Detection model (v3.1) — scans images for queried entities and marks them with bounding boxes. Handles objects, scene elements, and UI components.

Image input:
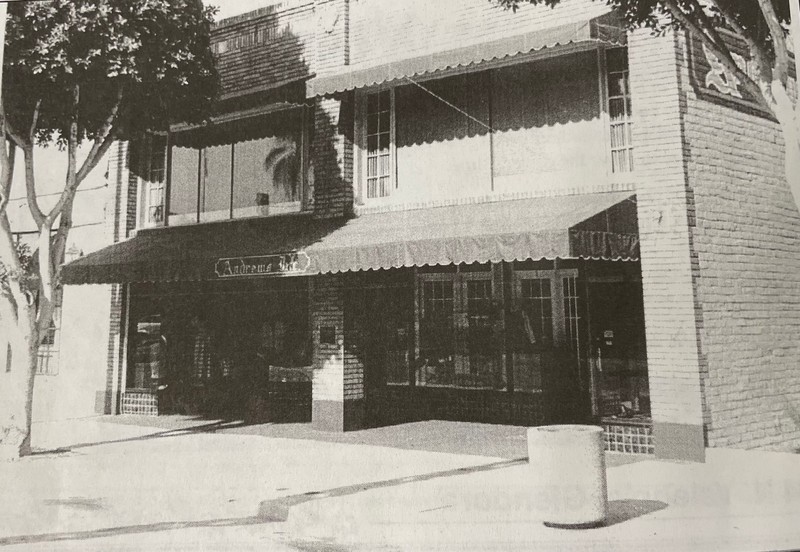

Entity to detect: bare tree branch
[76,86,123,184]
[76,128,117,185]
[706,0,773,84]
[4,117,27,150]
[27,100,41,143]
[0,142,16,215]
[755,0,790,86]
[46,85,81,222]
[662,0,767,107]
[685,0,729,52]
[23,145,44,227]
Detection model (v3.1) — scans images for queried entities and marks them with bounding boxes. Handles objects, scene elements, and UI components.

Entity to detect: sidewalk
[2,416,799,551]
[287,446,800,552]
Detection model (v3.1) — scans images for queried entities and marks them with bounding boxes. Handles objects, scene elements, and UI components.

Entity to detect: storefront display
[124,278,311,419]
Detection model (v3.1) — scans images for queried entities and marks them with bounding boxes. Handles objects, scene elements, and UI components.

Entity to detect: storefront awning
[307,12,626,97]
[61,191,638,285]
[306,191,638,273]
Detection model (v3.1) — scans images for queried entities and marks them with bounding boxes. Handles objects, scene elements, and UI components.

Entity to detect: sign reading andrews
[214,251,310,278]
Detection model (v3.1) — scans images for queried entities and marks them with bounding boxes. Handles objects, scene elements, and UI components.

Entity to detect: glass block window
[607,48,634,173]
[365,90,393,199]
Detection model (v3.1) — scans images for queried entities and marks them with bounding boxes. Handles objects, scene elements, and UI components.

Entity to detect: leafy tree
[0,0,218,460]
[497,0,800,212]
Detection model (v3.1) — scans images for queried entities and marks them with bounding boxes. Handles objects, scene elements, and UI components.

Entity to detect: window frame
[145,107,310,230]
[137,134,168,229]
[35,288,63,377]
[513,268,578,348]
[603,47,634,174]
[355,87,396,204]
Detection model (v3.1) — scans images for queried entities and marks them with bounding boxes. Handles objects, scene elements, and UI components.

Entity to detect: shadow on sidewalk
[29,419,250,456]
[1,457,526,546]
[0,516,266,547]
[604,500,668,526]
[257,456,529,522]
[2,456,667,546]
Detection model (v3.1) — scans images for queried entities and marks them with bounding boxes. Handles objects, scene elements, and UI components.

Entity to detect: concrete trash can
[527,424,608,528]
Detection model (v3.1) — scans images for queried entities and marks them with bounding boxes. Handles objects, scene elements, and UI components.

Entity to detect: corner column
[628,29,706,461]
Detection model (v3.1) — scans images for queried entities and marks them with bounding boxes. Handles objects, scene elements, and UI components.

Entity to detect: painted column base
[653,422,705,462]
[312,399,366,432]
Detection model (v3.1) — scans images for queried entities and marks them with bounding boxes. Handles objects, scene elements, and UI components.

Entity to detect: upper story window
[606,48,633,173]
[139,107,308,229]
[139,135,167,229]
[359,89,395,201]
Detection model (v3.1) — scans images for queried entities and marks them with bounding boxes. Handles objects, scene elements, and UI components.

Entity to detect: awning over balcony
[307,12,626,97]
[61,191,638,285]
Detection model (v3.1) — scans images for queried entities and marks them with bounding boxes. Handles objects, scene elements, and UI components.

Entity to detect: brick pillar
[102,140,136,415]
[311,275,365,431]
[313,0,349,74]
[628,30,706,461]
[312,95,354,219]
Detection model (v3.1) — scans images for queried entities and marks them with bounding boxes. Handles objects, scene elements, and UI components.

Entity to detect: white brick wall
[678,32,800,451]
[628,29,707,429]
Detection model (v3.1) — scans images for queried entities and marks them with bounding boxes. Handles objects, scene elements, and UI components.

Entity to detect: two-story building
[61,0,800,462]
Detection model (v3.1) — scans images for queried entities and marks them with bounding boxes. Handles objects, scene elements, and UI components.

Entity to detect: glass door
[417,270,504,390]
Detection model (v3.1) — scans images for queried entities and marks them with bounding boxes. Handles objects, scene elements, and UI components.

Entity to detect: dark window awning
[61,191,638,285]
[307,12,626,97]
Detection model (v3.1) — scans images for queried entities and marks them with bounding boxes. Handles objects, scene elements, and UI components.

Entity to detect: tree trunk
[0,298,38,461]
[766,85,800,214]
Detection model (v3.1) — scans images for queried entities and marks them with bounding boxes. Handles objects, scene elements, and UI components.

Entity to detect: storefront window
[417,272,504,390]
[169,146,200,225]
[344,285,413,387]
[127,281,312,414]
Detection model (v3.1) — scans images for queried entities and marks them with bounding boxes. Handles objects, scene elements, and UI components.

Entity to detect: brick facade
[88,1,800,459]
[628,29,706,460]
[678,33,800,451]
[104,141,134,415]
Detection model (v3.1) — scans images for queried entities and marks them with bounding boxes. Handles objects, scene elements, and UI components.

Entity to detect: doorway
[587,280,650,419]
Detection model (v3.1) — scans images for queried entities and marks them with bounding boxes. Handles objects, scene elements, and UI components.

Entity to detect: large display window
[126,280,311,415]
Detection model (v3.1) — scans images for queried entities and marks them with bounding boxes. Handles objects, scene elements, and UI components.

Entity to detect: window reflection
[165,110,305,226]
[233,134,300,219]
[200,145,232,222]
[169,147,199,226]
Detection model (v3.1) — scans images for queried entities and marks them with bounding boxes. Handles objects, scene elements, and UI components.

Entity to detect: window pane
[367,113,379,135]
[169,146,199,225]
[610,123,625,148]
[232,135,300,218]
[200,145,232,222]
[606,48,627,72]
[609,98,626,121]
[367,135,378,153]
[379,90,391,110]
[379,111,390,132]
[608,73,626,98]
[367,93,380,113]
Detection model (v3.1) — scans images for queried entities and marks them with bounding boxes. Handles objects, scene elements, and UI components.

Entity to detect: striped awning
[61,191,638,285]
[307,12,625,97]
